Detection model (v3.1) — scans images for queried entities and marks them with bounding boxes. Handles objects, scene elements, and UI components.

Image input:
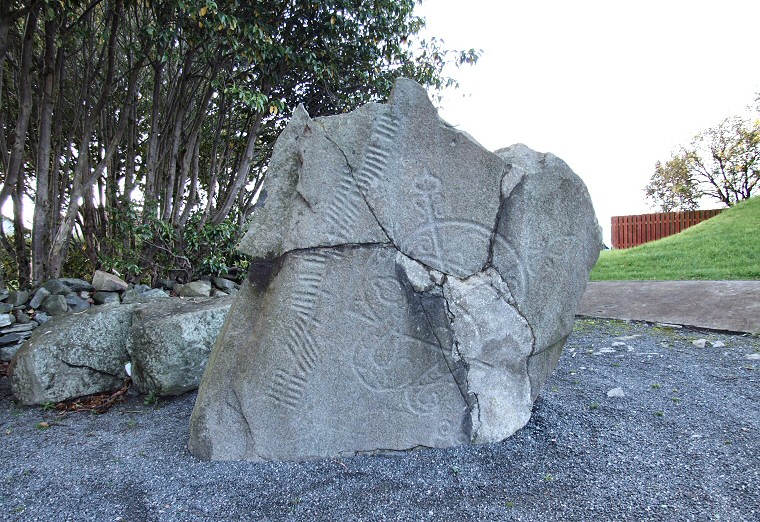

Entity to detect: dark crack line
[277,242,392,262]
[484,268,538,358]
[295,187,315,213]
[60,360,122,379]
[478,270,539,398]
[351,444,435,457]
[228,386,258,459]
[416,293,471,410]
[438,287,482,440]
[322,133,395,247]
[484,164,510,272]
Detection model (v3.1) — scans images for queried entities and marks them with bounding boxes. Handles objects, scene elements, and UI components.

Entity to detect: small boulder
[41,294,68,316]
[29,287,52,309]
[5,290,29,307]
[92,270,129,292]
[127,297,232,396]
[122,286,168,304]
[0,332,32,346]
[179,280,212,298]
[120,288,142,304]
[135,288,170,302]
[0,303,14,313]
[1,322,37,334]
[65,293,91,312]
[9,304,134,405]
[1,343,24,362]
[59,278,95,293]
[0,314,13,328]
[42,279,73,296]
[607,387,626,398]
[212,276,238,292]
[93,291,121,305]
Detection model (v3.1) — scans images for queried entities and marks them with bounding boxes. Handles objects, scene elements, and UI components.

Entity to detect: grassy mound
[591,196,760,281]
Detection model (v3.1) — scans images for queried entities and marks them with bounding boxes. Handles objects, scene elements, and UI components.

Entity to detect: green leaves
[645,153,701,212]
[648,106,760,210]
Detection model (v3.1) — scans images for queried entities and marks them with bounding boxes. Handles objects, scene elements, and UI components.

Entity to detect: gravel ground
[1,318,758,521]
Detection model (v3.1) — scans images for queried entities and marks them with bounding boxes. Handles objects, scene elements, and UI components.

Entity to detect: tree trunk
[0,6,38,212]
[32,16,59,285]
[82,185,100,269]
[173,56,220,225]
[143,61,164,211]
[12,181,29,287]
[210,114,264,225]
[161,49,195,222]
[48,48,143,277]
[198,94,228,230]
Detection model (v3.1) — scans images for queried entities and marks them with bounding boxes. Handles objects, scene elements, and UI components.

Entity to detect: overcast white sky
[415,0,760,245]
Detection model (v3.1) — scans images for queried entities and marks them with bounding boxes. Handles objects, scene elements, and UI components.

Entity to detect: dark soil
[1,319,758,521]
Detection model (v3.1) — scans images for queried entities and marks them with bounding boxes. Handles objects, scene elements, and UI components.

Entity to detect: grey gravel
[0,318,758,521]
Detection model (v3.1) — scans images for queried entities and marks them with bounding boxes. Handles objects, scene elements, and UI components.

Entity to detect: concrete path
[577,280,760,334]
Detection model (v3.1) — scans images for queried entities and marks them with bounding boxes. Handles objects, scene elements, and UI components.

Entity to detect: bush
[98,202,248,284]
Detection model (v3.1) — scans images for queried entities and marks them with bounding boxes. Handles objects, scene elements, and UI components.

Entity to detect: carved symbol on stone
[491,235,528,301]
[346,250,451,416]
[355,110,399,194]
[402,369,452,417]
[265,252,331,410]
[323,167,366,243]
[403,220,493,277]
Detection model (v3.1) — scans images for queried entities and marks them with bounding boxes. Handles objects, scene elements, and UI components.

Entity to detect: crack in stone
[229,386,256,459]
[60,359,122,379]
[413,290,474,441]
[480,269,539,397]
[438,283,482,441]
[274,242,392,262]
[295,187,315,213]
[484,164,510,271]
[352,444,434,457]
[322,133,395,247]
[487,268,537,358]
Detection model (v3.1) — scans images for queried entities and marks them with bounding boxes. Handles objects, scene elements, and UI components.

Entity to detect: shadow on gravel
[1,319,758,521]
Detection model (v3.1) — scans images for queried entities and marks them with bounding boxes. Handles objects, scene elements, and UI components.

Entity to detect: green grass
[591,196,760,281]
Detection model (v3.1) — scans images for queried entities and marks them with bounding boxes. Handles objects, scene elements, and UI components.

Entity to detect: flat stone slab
[578,280,760,334]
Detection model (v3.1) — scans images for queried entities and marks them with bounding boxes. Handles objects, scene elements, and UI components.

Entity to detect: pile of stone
[0,270,240,362]
[9,295,232,405]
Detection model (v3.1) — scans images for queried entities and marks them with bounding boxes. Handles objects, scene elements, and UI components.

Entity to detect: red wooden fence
[611,209,724,249]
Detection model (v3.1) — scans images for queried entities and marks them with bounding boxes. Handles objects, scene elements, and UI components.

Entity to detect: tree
[689,116,760,207]
[645,153,700,212]
[0,0,479,287]
[646,111,760,212]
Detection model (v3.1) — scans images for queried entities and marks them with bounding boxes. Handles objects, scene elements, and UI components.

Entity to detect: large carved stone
[189,78,602,461]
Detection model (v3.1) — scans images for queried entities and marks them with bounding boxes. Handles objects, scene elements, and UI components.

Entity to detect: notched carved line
[264,390,300,410]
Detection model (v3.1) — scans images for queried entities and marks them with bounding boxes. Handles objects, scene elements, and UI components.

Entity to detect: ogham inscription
[264,252,330,411]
